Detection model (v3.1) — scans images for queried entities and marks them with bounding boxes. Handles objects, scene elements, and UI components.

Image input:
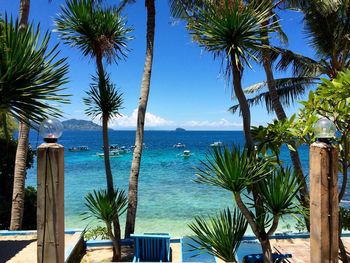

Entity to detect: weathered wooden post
[37,119,64,263]
[310,118,338,263]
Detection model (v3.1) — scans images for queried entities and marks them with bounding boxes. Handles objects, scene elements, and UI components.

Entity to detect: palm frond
[0,17,69,126]
[229,77,316,114]
[195,146,272,193]
[257,167,302,215]
[188,208,247,263]
[187,0,277,74]
[83,72,124,122]
[83,188,128,223]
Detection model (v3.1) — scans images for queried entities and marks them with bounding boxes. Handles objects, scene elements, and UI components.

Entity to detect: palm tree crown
[0,18,69,125]
[187,0,275,73]
[55,0,132,63]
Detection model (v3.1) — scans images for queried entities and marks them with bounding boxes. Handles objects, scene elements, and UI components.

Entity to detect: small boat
[173,143,186,148]
[68,146,89,152]
[119,146,131,153]
[96,150,120,158]
[178,150,192,158]
[210,141,223,147]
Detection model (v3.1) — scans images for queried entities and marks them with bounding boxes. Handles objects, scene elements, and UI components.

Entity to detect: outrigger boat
[68,146,89,152]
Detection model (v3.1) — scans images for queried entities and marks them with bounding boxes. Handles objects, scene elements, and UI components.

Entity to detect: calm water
[26,130,313,236]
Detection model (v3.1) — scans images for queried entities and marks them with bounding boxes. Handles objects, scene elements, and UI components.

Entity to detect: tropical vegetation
[55,0,131,259]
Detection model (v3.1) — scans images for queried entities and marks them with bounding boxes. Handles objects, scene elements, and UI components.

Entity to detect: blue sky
[0,0,316,130]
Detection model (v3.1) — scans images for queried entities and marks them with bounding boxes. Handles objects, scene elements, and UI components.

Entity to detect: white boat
[181,150,192,158]
[210,141,223,147]
[173,143,186,148]
[69,146,89,152]
[96,150,120,158]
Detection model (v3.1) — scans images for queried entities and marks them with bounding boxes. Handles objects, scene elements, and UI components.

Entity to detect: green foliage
[0,138,35,229]
[83,189,128,224]
[188,208,247,263]
[251,117,297,158]
[195,146,273,193]
[0,114,17,139]
[0,17,69,125]
[84,72,124,121]
[55,0,132,63]
[186,0,276,73]
[257,167,302,216]
[340,207,350,231]
[84,225,108,240]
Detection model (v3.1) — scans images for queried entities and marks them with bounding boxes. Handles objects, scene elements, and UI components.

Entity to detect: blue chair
[242,253,292,263]
[131,233,171,262]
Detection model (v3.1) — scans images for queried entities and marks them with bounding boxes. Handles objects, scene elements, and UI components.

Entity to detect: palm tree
[10,0,31,231]
[124,0,156,238]
[55,0,132,195]
[83,189,127,261]
[196,146,302,262]
[186,0,275,149]
[0,16,69,230]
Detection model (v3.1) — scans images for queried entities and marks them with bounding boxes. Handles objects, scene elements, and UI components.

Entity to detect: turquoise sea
[26,130,312,236]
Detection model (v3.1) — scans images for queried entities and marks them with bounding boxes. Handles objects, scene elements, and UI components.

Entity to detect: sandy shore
[0,234,78,263]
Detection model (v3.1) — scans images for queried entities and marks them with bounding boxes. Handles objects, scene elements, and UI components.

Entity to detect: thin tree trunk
[125,0,155,238]
[260,239,273,263]
[19,0,30,27]
[260,24,309,229]
[95,53,114,195]
[230,55,253,151]
[102,115,114,195]
[10,122,29,230]
[10,0,30,231]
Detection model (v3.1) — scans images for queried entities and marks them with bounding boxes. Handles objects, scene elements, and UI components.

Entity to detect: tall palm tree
[124,0,156,238]
[55,0,132,195]
[10,0,31,231]
[1,17,69,230]
[186,0,275,150]
[56,2,131,259]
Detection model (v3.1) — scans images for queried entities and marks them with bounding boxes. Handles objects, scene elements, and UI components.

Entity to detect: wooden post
[310,142,338,263]
[37,143,64,263]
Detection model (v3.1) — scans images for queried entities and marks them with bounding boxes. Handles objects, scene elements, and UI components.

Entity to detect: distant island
[62,119,110,131]
[175,128,186,132]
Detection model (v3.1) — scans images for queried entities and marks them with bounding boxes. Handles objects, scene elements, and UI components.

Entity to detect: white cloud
[109,109,174,128]
[108,109,242,130]
[182,118,242,130]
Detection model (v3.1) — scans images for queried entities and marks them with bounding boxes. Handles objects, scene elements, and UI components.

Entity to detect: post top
[38,142,64,149]
[310,141,335,148]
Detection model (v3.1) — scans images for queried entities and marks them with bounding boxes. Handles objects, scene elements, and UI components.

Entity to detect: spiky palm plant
[0,17,69,230]
[55,0,132,195]
[0,18,69,126]
[196,146,302,262]
[185,0,276,150]
[83,189,127,261]
[188,208,248,263]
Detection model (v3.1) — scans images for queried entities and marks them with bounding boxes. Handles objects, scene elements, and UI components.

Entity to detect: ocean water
[26,130,312,236]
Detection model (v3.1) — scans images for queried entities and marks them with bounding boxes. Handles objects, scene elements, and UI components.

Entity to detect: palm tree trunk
[260,239,273,263]
[10,0,30,231]
[102,114,114,195]
[260,24,309,230]
[125,0,155,238]
[95,53,114,195]
[19,0,30,27]
[230,55,253,151]
[10,122,29,230]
